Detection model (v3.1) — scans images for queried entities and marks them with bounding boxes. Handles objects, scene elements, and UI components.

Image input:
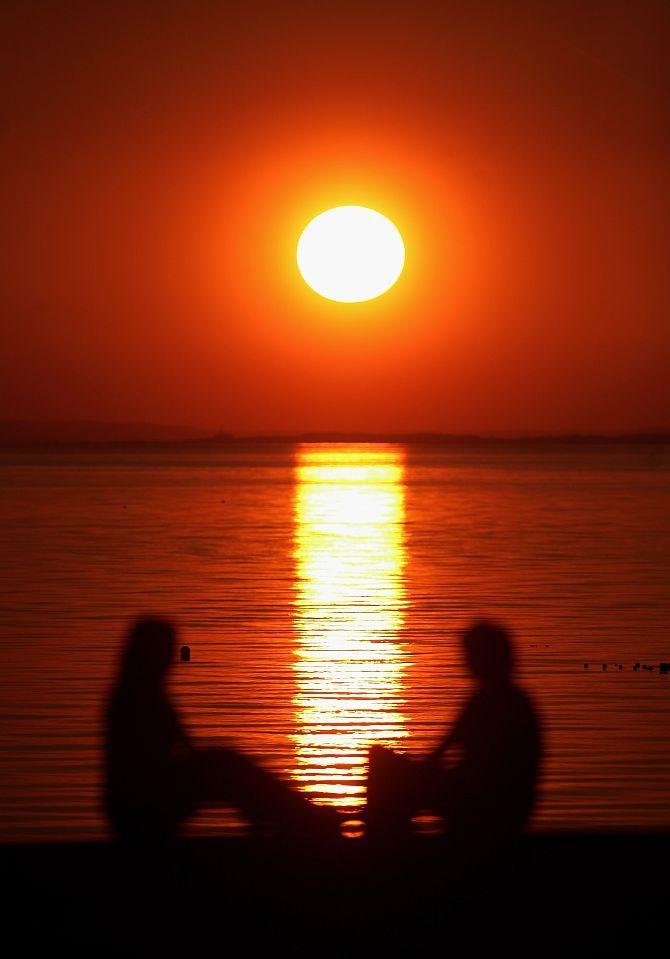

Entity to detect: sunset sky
[1,0,668,435]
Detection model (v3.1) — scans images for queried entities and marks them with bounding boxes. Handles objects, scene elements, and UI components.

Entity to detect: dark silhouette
[105,616,337,844]
[367,620,541,856]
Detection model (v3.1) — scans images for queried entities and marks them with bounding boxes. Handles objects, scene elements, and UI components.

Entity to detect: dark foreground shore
[4,832,668,956]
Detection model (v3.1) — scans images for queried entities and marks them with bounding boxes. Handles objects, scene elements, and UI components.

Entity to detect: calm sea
[0,442,668,841]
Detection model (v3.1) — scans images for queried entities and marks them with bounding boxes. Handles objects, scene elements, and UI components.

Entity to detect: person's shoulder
[460,687,483,710]
[509,681,534,707]
[517,682,538,708]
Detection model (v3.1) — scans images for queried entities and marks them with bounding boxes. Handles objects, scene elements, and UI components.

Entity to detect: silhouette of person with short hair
[105,616,337,844]
[367,620,541,854]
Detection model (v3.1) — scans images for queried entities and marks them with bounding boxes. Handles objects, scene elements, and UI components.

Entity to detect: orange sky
[1,0,668,434]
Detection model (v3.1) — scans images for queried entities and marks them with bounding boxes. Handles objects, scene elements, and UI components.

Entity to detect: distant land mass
[0,420,211,446]
[0,421,668,448]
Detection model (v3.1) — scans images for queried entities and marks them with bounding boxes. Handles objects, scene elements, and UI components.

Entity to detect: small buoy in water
[602,663,607,670]
[583,663,588,669]
[180,645,191,662]
[660,662,669,674]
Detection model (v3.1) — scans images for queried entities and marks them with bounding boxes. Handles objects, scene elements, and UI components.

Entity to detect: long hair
[115,616,176,692]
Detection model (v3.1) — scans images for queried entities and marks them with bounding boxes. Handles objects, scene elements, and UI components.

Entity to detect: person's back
[446,676,540,838]
[105,616,340,844]
[366,621,542,851]
[428,620,541,851]
[105,618,193,840]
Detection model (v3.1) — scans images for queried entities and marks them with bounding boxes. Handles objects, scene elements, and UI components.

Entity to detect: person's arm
[425,727,458,764]
[425,704,470,764]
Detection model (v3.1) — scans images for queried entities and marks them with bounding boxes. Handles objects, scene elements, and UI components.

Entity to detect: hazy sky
[1,0,668,434]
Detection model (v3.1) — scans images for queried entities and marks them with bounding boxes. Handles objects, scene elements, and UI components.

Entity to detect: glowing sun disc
[297,206,405,303]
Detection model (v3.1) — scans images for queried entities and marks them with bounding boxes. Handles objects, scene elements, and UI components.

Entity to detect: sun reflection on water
[291,445,409,813]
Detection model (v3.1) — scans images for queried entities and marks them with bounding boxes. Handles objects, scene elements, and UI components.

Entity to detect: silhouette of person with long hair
[367,620,541,854]
[105,616,337,844]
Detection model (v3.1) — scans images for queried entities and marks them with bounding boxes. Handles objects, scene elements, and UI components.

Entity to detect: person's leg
[185,747,339,835]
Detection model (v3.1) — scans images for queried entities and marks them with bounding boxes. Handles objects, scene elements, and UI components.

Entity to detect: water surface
[0,441,668,840]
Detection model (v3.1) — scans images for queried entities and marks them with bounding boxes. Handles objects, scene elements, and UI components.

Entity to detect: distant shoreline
[1,430,669,450]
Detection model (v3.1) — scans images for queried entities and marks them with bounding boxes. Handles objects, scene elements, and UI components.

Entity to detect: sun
[297,206,405,303]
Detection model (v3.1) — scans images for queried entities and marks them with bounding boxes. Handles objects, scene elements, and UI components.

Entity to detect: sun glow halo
[297,206,405,303]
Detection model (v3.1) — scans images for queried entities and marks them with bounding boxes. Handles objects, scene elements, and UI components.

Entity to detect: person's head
[463,620,514,683]
[118,616,176,688]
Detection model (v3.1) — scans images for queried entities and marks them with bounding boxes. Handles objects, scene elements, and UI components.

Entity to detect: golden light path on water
[291,445,409,819]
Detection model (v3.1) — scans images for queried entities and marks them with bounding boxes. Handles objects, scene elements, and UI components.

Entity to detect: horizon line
[1,427,669,449]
